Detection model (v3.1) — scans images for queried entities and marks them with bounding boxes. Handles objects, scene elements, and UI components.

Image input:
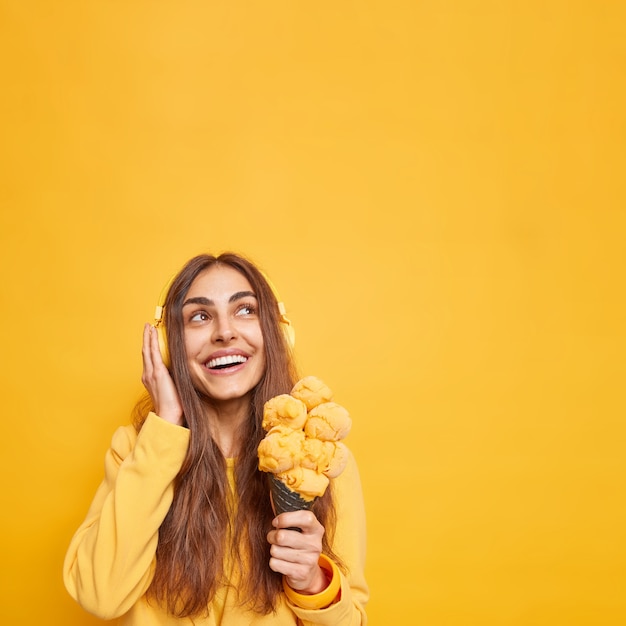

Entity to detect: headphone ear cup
[156,324,171,368]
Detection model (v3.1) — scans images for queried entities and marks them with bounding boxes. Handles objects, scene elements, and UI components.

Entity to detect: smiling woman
[62,252,368,625]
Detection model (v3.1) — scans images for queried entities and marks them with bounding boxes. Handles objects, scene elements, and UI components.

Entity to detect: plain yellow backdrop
[1,2,624,624]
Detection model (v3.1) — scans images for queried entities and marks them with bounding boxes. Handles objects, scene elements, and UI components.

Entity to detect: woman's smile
[205,351,249,371]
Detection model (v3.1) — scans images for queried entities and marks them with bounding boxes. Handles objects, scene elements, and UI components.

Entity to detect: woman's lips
[206,354,249,369]
[202,350,252,375]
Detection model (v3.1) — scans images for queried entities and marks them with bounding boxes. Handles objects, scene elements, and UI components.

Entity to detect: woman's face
[181,265,266,404]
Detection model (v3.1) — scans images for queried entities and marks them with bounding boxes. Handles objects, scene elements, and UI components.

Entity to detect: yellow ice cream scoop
[262,394,308,431]
[276,467,330,500]
[257,426,305,473]
[304,402,352,441]
[301,439,349,478]
[291,376,333,411]
[300,438,331,471]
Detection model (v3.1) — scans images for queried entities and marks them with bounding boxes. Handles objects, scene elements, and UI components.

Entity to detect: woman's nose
[212,317,236,342]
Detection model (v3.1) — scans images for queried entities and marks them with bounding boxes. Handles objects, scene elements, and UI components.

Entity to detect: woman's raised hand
[267,511,328,595]
[141,323,184,426]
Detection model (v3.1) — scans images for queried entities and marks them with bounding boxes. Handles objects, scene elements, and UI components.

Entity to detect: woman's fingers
[267,511,327,592]
[141,324,184,426]
[149,322,165,366]
[141,323,154,373]
[270,512,322,543]
[274,511,322,533]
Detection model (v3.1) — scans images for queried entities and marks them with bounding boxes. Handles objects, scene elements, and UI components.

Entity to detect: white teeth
[207,355,248,369]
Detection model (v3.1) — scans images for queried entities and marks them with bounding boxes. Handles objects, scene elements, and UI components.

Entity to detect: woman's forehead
[187,265,254,299]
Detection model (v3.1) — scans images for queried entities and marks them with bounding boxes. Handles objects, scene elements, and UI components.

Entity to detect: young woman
[63,253,368,625]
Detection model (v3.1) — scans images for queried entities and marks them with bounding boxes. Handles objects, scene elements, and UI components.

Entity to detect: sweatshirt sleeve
[63,413,190,620]
[286,449,369,626]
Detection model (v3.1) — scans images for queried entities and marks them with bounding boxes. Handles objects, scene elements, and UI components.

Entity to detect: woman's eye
[190,311,209,323]
[236,303,257,316]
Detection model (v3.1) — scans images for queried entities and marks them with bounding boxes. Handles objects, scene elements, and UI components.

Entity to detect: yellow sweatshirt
[63,413,368,625]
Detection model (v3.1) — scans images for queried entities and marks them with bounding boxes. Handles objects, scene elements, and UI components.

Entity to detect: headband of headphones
[153,266,295,367]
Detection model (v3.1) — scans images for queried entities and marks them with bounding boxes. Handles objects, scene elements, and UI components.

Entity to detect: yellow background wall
[1,2,624,624]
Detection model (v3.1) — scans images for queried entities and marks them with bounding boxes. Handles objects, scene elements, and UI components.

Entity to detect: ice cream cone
[269,475,315,516]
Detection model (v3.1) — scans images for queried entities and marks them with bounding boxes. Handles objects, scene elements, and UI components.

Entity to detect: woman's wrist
[305,564,330,595]
[282,554,341,610]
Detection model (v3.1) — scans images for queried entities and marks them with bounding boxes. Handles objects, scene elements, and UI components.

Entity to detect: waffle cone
[269,475,315,515]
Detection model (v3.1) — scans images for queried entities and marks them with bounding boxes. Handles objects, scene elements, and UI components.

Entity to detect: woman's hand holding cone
[267,511,328,594]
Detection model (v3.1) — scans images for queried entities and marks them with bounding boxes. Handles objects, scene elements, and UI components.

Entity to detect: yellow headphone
[153,269,295,367]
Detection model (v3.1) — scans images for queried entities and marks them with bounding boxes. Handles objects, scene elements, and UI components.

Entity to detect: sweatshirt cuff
[132,412,190,476]
[282,554,341,610]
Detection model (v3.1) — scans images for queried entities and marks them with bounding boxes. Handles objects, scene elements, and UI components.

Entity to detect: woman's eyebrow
[182,291,257,308]
[183,296,213,307]
[229,290,257,302]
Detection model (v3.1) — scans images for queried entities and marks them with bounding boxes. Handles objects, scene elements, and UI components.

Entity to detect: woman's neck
[204,396,251,458]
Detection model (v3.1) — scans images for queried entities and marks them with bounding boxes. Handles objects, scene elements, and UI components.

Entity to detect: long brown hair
[134,253,340,618]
